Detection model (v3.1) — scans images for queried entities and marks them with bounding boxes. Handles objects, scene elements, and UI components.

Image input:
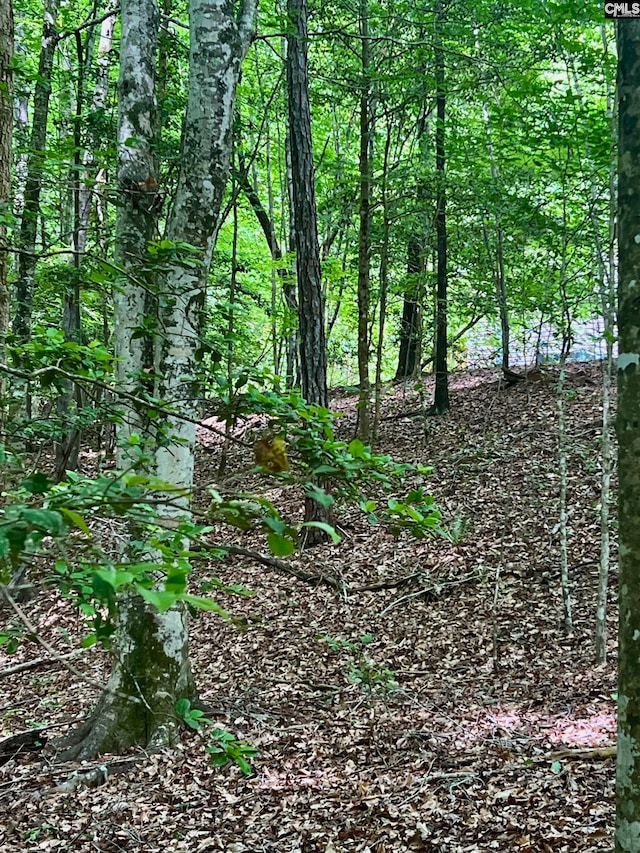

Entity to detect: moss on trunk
[58,596,194,760]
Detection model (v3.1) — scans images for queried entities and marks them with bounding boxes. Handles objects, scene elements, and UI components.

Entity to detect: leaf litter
[0,363,616,851]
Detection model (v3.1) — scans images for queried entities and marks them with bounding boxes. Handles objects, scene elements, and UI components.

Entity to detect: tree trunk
[59,597,193,760]
[615,20,640,852]
[482,102,509,372]
[566,27,617,665]
[355,0,371,440]
[287,0,328,409]
[373,119,392,440]
[284,130,299,388]
[287,0,332,545]
[431,0,449,415]
[77,3,117,256]
[54,28,87,480]
[395,238,422,381]
[61,0,257,759]
[0,0,12,442]
[12,0,60,340]
[113,0,160,462]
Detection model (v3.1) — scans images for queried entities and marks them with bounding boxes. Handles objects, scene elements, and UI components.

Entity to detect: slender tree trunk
[616,21,640,853]
[287,0,327,409]
[77,3,116,256]
[395,238,422,381]
[12,0,60,340]
[54,29,87,480]
[373,119,392,440]
[557,355,573,634]
[219,171,239,475]
[589,30,616,665]
[481,102,509,371]
[565,31,617,664]
[287,0,333,545]
[0,0,12,442]
[432,0,449,415]
[355,0,371,440]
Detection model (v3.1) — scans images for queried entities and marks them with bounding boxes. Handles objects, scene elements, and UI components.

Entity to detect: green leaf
[267,532,296,556]
[551,761,562,774]
[236,756,253,775]
[301,521,341,543]
[58,507,92,536]
[92,573,116,608]
[348,439,367,458]
[22,473,51,494]
[305,485,334,508]
[136,586,179,613]
[175,698,192,716]
[181,594,229,617]
[21,508,65,534]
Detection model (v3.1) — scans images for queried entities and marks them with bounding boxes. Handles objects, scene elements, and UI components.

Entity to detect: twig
[217,543,344,591]
[0,362,252,448]
[0,650,83,678]
[0,586,141,704]
[353,571,422,592]
[547,746,616,760]
[378,573,479,615]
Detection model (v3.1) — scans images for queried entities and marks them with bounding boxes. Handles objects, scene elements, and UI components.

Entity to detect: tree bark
[12,0,60,340]
[77,3,117,256]
[0,0,12,441]
[286,0,328,410]
[395,238,422,381]
[615,20,640,853]
[431,0,449,415]
[287,0,332,545]
[113,0,160,463]
[355,0,371,440]
[373,119,392,440]
[61,0,257,760]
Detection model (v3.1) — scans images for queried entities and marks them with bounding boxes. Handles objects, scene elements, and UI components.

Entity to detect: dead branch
[0,650,83,678]
[0,586,141,704]
[547,746,616,760]
[218,543,344,591]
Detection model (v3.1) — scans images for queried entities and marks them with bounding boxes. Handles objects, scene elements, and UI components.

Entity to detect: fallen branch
[213,543,344,591]
[0,650,83,678]
[353,571,423,592]
[547,746,616,760]
[0,586,141,704]
[378,573,479,616]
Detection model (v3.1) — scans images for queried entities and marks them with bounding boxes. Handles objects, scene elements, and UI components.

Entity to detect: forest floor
[0,362,617,852]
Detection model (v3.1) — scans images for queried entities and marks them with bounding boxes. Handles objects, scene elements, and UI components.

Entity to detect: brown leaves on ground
[0,363,616,852]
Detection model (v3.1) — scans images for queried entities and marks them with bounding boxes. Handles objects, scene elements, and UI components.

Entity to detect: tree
[287,0,333,544]
[61,0,257,759]
[431,0,449,415]
[0,0,12,439]
[355,0,371,439]
[395,239,422,381]
[287,0,328,409]
[12,0,60,341]
[616,18,640,853]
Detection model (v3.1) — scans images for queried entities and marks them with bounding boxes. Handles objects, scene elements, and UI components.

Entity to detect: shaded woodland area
[0,367,620,850]
[1,0,640,850]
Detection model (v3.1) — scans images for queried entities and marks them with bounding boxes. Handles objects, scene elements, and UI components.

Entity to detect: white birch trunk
[62,0,257,760]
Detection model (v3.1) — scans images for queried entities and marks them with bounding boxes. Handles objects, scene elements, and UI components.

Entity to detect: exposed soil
[0,363,617,852]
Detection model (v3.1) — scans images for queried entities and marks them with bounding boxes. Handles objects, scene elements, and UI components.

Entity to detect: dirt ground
[0,364,617,852]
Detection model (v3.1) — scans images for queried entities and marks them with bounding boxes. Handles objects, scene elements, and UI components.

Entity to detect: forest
[1,0,640,849]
